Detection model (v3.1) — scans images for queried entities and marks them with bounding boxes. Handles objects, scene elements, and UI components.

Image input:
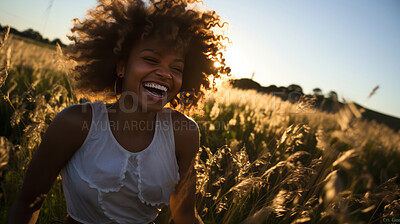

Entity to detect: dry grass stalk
[0,137,13,177]
[241,207,273,224]
[0,26,10,49]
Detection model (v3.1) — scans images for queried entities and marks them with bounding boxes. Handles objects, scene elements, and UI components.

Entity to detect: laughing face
[119,39,185,112]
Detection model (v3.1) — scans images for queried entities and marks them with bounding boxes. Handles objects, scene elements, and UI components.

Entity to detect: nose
[155,67,172,79]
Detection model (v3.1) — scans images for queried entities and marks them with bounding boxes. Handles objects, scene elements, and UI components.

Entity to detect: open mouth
[142,82,168,98]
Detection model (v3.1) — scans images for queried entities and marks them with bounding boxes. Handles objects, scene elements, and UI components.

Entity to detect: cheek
[176,76,183,89]
[168,76,182,101]
[173,76,183,94]
[124,64,152,85]
[127,61,152,75]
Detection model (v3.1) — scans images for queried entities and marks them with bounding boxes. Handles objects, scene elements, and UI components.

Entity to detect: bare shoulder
[170,109,199,161]
[170,109,199,138]
[48,103,93,150]
[11,103,94,213]
[26,102,93,173]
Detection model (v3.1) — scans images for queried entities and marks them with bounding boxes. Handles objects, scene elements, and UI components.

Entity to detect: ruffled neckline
[101,102,159,155]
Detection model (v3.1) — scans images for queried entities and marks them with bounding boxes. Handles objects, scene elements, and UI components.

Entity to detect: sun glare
[223,42,253,79]
[214,61,222,68]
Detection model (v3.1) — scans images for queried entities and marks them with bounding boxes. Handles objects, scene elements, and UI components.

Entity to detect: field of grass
[1,30,399,223]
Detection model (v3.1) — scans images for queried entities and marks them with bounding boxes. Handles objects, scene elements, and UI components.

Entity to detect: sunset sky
[1,0,399,118]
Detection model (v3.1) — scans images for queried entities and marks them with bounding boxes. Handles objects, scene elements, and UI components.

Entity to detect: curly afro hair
[68,0,231,107]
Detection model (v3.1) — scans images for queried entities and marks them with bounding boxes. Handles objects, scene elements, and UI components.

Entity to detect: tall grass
[1,31,399,223]
[0,31,78,222]
[184,85,400,223]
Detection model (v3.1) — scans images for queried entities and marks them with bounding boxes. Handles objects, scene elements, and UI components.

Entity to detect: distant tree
[288,84,303,94]
[51,38,65,46]
[9,27,20,35]
[287,84,303,103]
[22,28,43,41]
[230,78,261,90]
[264,85,279,93]
[327,91,338,101]
[313,88,323,96]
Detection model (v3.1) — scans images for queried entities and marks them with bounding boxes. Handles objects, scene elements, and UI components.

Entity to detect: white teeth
[143,82,168,92]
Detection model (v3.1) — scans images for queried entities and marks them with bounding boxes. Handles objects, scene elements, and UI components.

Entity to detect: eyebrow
[141,49,184,63]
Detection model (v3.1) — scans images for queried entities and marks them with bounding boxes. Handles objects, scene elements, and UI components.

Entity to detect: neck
[108,98,157,124]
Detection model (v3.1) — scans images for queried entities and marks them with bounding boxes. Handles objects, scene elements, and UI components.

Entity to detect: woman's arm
[8,104,92,224]
[170,111,203,224]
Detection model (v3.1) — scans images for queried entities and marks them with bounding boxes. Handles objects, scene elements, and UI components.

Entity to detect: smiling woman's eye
[172,67,183,73]
[143,57,158,63]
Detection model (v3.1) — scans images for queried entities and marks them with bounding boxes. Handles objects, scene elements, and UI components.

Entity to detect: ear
[116,61,126,77]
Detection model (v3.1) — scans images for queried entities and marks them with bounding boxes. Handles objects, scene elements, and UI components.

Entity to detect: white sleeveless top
[62,101,180,224]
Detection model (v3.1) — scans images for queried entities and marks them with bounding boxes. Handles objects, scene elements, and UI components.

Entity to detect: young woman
[8,0,230,223]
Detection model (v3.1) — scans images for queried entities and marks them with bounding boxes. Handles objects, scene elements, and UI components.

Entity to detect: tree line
[0,24,66,47]
[230,78,339,103]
